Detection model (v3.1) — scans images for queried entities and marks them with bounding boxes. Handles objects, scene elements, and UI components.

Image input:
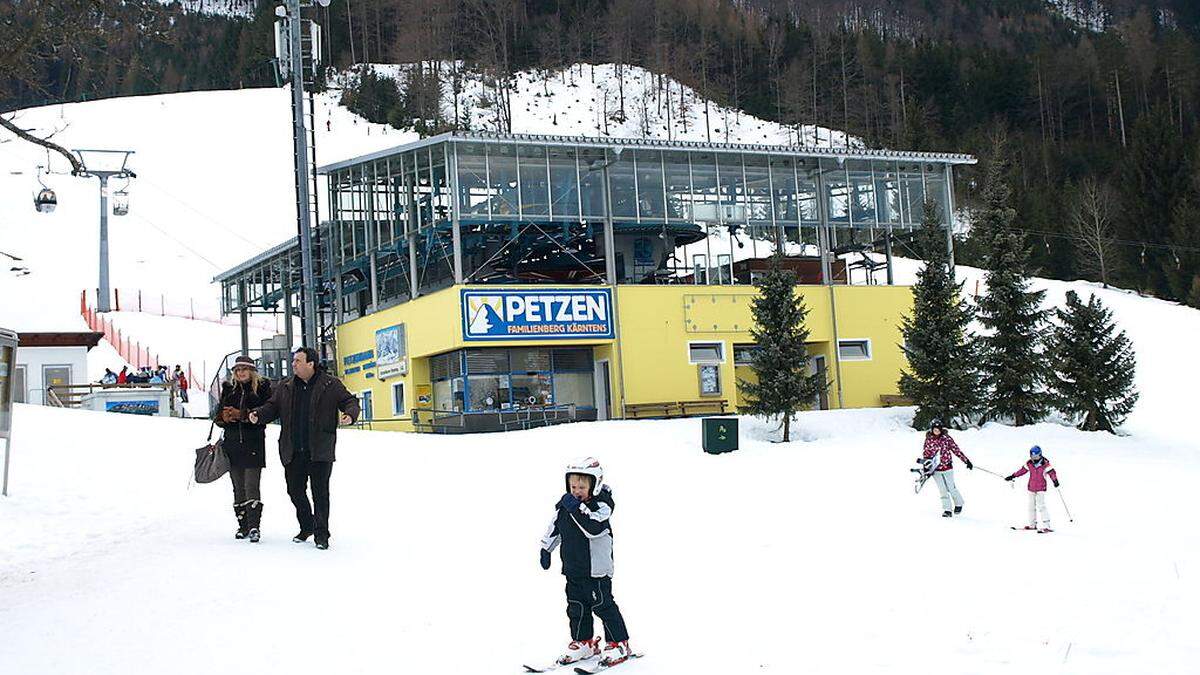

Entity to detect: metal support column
[448,143,464,284]
[602,155,618,285]
[285,0,319,351]
[283,279,295,376]
[814,160,845,409]
[238,281,249,356]
[98,175,111,312]
[944,164,957,274]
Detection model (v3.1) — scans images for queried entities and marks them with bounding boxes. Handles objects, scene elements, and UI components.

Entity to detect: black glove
[559,493,581,511]
[965,460,974,470]
[539,548,551,570]
[1053,480,1060,488]
[1005,475,1014,482]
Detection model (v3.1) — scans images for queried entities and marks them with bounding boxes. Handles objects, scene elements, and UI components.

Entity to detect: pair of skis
[1011,526,1054,534]
[524,653,643,674]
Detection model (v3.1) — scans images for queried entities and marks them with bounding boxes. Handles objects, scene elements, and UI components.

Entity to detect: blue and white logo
[462,289,614,341]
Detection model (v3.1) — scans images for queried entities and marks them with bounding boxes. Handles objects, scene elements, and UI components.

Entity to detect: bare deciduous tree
[1069,178,1120,288]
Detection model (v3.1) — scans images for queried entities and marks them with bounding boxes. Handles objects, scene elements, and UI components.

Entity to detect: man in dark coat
[249,347,359,550]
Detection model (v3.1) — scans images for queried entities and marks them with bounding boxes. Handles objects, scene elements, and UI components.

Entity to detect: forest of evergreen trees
[4,0,1200,304]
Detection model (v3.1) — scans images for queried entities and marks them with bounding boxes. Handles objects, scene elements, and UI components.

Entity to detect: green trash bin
[702,417,738,454]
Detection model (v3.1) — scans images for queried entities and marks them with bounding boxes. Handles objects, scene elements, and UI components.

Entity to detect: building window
[838,339,872,361]
[358,390,374,420]
[392,382,405,416]
[733,344,760,366]
[688,342,724,364]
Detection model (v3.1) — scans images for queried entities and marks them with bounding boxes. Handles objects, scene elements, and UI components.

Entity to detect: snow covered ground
[0,403,1196,675]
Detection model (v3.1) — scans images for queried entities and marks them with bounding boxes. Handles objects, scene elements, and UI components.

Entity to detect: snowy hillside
[1,402,1197,674]
[356,62,855,147]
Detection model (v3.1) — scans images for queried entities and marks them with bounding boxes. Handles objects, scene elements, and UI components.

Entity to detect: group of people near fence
[99,365,190,401]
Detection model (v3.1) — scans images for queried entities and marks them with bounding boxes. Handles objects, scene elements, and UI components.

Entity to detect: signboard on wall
[375,324,407,379]
[461,289,614,341]
[105,400,160,416]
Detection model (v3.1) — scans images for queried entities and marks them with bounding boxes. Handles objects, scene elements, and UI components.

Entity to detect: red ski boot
[600,640,633,667]
[557,637,600,665]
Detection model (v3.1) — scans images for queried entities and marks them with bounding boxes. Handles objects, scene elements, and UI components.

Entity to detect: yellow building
[334,282,912,432]
[215,133,974,432]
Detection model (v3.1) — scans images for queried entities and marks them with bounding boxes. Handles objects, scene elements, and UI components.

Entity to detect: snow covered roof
[318,131,977,174]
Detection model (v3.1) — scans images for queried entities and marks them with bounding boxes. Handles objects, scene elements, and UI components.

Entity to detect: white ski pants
[932,470,964,512]
[1027,491,1051,528]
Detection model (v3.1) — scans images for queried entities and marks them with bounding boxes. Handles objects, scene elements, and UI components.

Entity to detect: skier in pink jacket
[920,419,973,518]
[1006,445,1061,533]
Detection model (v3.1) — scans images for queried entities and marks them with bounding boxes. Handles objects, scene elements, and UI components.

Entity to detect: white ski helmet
[565,457,604,498]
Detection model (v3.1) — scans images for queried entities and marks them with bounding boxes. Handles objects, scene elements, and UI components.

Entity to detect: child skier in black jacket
[540,457,633,668]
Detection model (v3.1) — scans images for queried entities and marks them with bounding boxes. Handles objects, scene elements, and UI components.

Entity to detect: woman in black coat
[213,355,272,542]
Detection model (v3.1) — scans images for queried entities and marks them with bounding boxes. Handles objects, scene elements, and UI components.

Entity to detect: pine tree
[975,139,1051,426]
[898,199,981,430]
[738,255,826,442]
[1048,291,1138,432]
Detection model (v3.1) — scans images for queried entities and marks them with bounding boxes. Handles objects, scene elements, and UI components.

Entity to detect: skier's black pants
[284,453,332,538]
[565,576,629,643]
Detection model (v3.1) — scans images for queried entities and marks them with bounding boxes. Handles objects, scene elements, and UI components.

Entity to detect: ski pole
[975,465,1014,488]
[1056,486,1074,523]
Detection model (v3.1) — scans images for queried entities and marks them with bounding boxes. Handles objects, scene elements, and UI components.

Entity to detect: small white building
[0,292,102,406]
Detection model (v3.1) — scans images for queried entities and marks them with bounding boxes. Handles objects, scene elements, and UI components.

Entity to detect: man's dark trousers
[285,452,333,537]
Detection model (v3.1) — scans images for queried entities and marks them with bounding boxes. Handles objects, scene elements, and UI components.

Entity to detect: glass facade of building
[429,347,595,414]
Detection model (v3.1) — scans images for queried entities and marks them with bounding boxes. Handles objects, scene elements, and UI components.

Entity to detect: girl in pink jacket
[1005,445,1061,533]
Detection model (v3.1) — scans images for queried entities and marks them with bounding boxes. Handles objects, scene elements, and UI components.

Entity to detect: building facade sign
[461,289,614,341]
[375,324,407,379]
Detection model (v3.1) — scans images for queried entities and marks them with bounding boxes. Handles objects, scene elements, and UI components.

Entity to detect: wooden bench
[878,394,913,407]
[624,399,729,419]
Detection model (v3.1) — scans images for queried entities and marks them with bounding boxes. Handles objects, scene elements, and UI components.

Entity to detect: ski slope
[0,402,1196,675]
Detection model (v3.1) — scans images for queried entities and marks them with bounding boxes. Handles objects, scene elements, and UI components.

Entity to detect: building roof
[17,332,104,349]
[318,131,978,174]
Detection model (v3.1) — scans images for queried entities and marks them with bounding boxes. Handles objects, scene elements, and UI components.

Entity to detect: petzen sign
[462,289,614,341]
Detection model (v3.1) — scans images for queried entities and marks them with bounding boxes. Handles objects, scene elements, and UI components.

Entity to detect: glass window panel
[609,157,637,219]
[901,168,925,227]
[552,348,592,371]
[433,379,454,411]
[849,172,875,225]
[925,171,947,227]
[465,349,508,373]
[548,147,579,218]
[511,374,553,407]
[875,169,901,224]
[717,154,746,222]
[634,150,665,220]
[838,339,872,360]
[577,148,607,218]
[467,375,509,411]
[518,145,549,216]
[488,144,519,216]
[745,155,772,223]
[554,372,594,407]
[771,157,798,223]
[510,347,552,372]
[456,143,490,217]
[689,154,719,222]
[826,171,850,223]
[733,343,760,365]
[797,166,819,223]
[691,341,724,362]
[430,149,449,222]
[663,151,692,220]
